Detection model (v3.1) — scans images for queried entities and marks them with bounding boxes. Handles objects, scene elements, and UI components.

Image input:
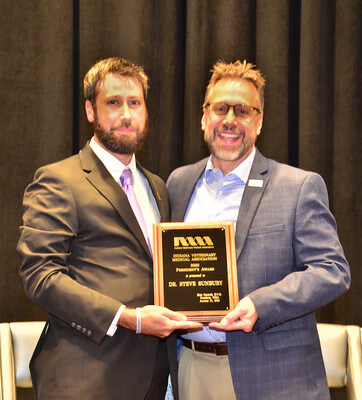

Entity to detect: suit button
[87,330,92,337]
[71,322,76,328]
[82,327,87,334]
[76,325,82,331]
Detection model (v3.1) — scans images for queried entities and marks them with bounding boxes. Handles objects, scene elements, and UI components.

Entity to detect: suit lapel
[137,162,168,223]
[79,143,151,257]
[234,149,269,259]
[174,158,208,221]
[170,152,268,260]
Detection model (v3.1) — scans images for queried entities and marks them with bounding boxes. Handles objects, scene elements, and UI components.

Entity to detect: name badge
[248,179,263,187]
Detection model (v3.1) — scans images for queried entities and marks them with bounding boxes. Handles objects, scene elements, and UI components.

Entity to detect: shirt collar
[205,147,256,184]
[89,137,137,183]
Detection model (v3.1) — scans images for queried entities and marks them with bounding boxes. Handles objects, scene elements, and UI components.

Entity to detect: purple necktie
[121,169,152,255]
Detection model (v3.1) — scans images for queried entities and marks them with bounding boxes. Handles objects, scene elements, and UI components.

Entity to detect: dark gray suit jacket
[167,149,350,400]
[18,142,177,399]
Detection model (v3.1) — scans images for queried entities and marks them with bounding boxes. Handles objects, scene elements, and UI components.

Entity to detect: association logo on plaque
[153,221,239,322]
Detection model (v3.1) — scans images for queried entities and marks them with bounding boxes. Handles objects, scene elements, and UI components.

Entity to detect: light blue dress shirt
[181,148,256,342]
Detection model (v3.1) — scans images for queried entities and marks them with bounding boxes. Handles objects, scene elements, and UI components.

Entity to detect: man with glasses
[167,60,350,399]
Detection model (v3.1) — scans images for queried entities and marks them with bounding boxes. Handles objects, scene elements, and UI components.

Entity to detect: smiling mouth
[217,131,243,141]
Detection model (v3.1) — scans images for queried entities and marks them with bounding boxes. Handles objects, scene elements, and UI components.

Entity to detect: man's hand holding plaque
[208,296,259,332]
[119,305,204,338]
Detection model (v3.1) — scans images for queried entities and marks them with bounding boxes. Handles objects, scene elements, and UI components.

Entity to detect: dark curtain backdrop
[1,0,360,327]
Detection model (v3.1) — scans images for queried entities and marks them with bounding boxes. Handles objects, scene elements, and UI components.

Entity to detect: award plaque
[153,221,239,322]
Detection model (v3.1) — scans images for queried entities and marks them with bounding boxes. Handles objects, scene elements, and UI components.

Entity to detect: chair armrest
[9,321,46,388]
[317,323,348,387]
[0,323,16,400]
[346,325,362,400]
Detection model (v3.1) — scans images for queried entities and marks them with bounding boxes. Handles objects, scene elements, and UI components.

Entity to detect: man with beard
[167,60,350,400]
[17,57,201,400]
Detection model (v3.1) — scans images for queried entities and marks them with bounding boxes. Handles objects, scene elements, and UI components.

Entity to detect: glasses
[207,102,261,119]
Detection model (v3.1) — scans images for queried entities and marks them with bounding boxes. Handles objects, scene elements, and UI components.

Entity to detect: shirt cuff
[106,304,126,337]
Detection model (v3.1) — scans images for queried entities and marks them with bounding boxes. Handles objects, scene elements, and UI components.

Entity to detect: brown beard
[93,111,148,155]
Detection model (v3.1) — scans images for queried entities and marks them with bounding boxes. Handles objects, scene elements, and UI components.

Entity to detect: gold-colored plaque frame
[153,221,239,322]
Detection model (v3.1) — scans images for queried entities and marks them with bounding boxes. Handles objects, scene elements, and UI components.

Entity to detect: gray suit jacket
[167,149,350,400]
[18,142,177,399]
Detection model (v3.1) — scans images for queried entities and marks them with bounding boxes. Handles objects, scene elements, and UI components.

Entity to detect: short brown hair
[204,60,266,110]
[83,57,149,105]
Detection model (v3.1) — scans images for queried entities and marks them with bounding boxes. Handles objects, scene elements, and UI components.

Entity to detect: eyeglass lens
[211,103,256,118]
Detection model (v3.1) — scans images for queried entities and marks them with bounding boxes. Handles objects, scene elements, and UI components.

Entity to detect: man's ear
[201,111,206,131]
[256,114,263,136]
[85,100,95,123]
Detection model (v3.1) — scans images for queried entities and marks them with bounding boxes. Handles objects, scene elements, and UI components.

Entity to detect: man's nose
[120,103,132,119]
[223,107,237,124]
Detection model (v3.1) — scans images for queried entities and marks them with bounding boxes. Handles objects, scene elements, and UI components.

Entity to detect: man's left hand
[208,296,259,332]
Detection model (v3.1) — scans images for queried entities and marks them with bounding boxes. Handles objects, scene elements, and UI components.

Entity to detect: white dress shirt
[89,137,160,335]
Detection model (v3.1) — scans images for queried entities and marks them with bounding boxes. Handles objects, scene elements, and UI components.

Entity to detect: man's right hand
[118,305,203,338]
